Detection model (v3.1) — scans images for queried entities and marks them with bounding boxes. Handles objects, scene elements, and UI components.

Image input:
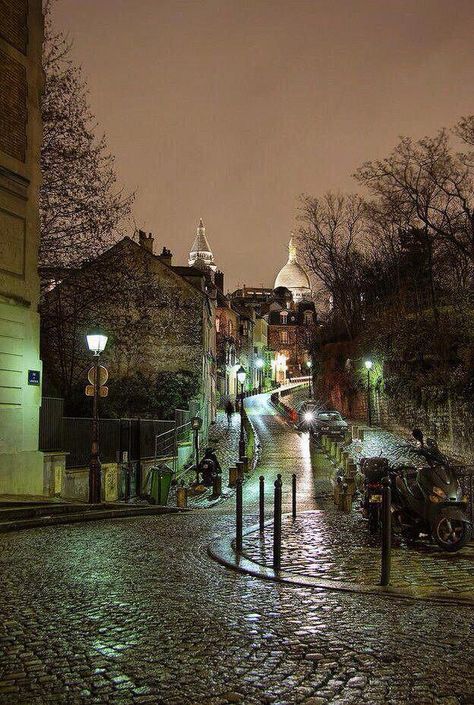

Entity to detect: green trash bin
[149,464,173,505]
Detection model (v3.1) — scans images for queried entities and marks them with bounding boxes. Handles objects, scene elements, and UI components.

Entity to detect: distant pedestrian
[225,400,234,425]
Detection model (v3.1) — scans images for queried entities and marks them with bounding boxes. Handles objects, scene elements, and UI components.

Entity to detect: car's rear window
[318,413,342,421]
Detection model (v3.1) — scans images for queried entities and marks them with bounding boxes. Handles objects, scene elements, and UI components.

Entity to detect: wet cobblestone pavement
[0,392,473,704]
[242,509,474,601]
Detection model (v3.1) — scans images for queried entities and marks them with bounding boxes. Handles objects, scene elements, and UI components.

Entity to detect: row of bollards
[321,433,392,587]
[236,472,297,571]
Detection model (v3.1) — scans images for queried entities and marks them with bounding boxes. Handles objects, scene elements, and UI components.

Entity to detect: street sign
[28,370,41,385]
[86,384,108,397]
[87,365,108,386]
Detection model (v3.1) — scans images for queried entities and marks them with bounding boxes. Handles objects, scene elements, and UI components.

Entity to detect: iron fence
[39,398,193,474]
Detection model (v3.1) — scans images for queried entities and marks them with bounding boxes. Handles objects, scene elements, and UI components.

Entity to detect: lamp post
[256,357,264,394]
[237,365,246,458]
[86,328,108,504]
[364,359,373,427]
[191,416,203,484]
[306,359,312,398]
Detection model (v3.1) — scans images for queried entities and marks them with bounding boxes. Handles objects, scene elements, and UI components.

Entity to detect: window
[216,317,220,333]
[228,320,233,336]
[280,330,289,344]
[304,311,313,326]
[280,311,288,324]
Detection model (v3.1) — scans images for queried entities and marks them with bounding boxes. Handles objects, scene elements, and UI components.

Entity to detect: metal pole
[273,474,282,570]
[367,369,372,427]
[381,476,391,586]
[239,382,245,458]
[194,428,200,484]
[292,473,297,521]
[236,478,243,552]
[89,353,101,504]
[259,475,265,533]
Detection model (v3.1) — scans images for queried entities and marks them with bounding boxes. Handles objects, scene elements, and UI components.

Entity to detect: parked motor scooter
[391,429,471,552]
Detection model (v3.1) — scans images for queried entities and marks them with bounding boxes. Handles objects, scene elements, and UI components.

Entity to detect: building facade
[0,1,44,494]
[41,233,217,431]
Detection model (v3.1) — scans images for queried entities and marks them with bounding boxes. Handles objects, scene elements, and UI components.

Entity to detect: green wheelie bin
[149,464,173,505]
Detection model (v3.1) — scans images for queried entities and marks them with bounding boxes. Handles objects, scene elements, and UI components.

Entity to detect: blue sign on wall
[28,370,41,386]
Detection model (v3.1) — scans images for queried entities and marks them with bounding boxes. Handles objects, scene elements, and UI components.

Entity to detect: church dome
[274,238,311,300]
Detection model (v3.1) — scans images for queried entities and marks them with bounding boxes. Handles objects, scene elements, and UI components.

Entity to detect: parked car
[302,409,349,439]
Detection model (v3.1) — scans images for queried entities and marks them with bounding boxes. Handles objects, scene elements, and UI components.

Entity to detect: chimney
[138,229,154,253]
[158,246,173,266]
[214,270,224,292]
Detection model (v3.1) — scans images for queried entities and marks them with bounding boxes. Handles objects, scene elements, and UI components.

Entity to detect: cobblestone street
[0,392,473,705]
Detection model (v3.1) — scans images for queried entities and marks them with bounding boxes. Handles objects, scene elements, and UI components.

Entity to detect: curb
[0,505,190,533]
[208,514,474,607]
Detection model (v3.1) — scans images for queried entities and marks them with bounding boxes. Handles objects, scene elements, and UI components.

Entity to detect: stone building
[0,1,44,494]
[41,232,217,430]
[230,238,315,384]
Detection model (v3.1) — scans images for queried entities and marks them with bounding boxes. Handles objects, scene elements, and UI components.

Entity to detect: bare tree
[298,192,367,339]
[355,124,474,264]
[40,1,134,273]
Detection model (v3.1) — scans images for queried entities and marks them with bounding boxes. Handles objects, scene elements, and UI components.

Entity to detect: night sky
[53,0,474,291]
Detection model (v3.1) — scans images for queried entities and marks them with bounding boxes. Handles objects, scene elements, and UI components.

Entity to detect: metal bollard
[228,466,238,487]
[176,480,188,508]
[236,460,244,481]
[211,474,222,499]
[292,473,297,520]
[236,478,243,553]
[242,456,249,473]
[259,475,265,533]
[380,476,391,586]
[273,475,282,570]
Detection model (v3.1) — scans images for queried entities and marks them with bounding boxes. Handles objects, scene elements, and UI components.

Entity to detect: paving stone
[0,393,472,705]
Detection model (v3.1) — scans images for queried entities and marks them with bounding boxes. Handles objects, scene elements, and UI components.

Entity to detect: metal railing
[154,420,193,475]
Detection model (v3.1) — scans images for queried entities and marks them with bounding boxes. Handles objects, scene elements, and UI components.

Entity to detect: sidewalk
[168,410,243,508]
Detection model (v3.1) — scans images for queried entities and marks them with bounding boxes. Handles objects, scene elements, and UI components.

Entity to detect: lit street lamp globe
[86,329,108,355]
[237,366,246,385]
[364,359,373,370]
[255,358,264,369]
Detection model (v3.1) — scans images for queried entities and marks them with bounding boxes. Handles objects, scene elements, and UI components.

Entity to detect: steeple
[188,218,216,270]
[288,235,297,263]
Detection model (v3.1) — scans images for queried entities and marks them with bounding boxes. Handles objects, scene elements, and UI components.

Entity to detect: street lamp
[86,327,108,504]
[364,359,373,427]
[255,357,264,393]
[237,365,246,458]
[306,359,313,398]
[191,416,203,484]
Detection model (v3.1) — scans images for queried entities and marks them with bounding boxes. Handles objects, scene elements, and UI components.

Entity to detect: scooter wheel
[432,516,471,552]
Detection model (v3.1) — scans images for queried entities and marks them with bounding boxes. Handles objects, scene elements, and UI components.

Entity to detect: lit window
[216,317,220,332]
[280,330,289,344]
[280,311,288,323]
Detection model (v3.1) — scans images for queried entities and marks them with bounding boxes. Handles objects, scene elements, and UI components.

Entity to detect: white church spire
[188,218,216,270]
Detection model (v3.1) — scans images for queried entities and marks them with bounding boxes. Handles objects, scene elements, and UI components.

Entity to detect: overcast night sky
[52,0,474,291]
